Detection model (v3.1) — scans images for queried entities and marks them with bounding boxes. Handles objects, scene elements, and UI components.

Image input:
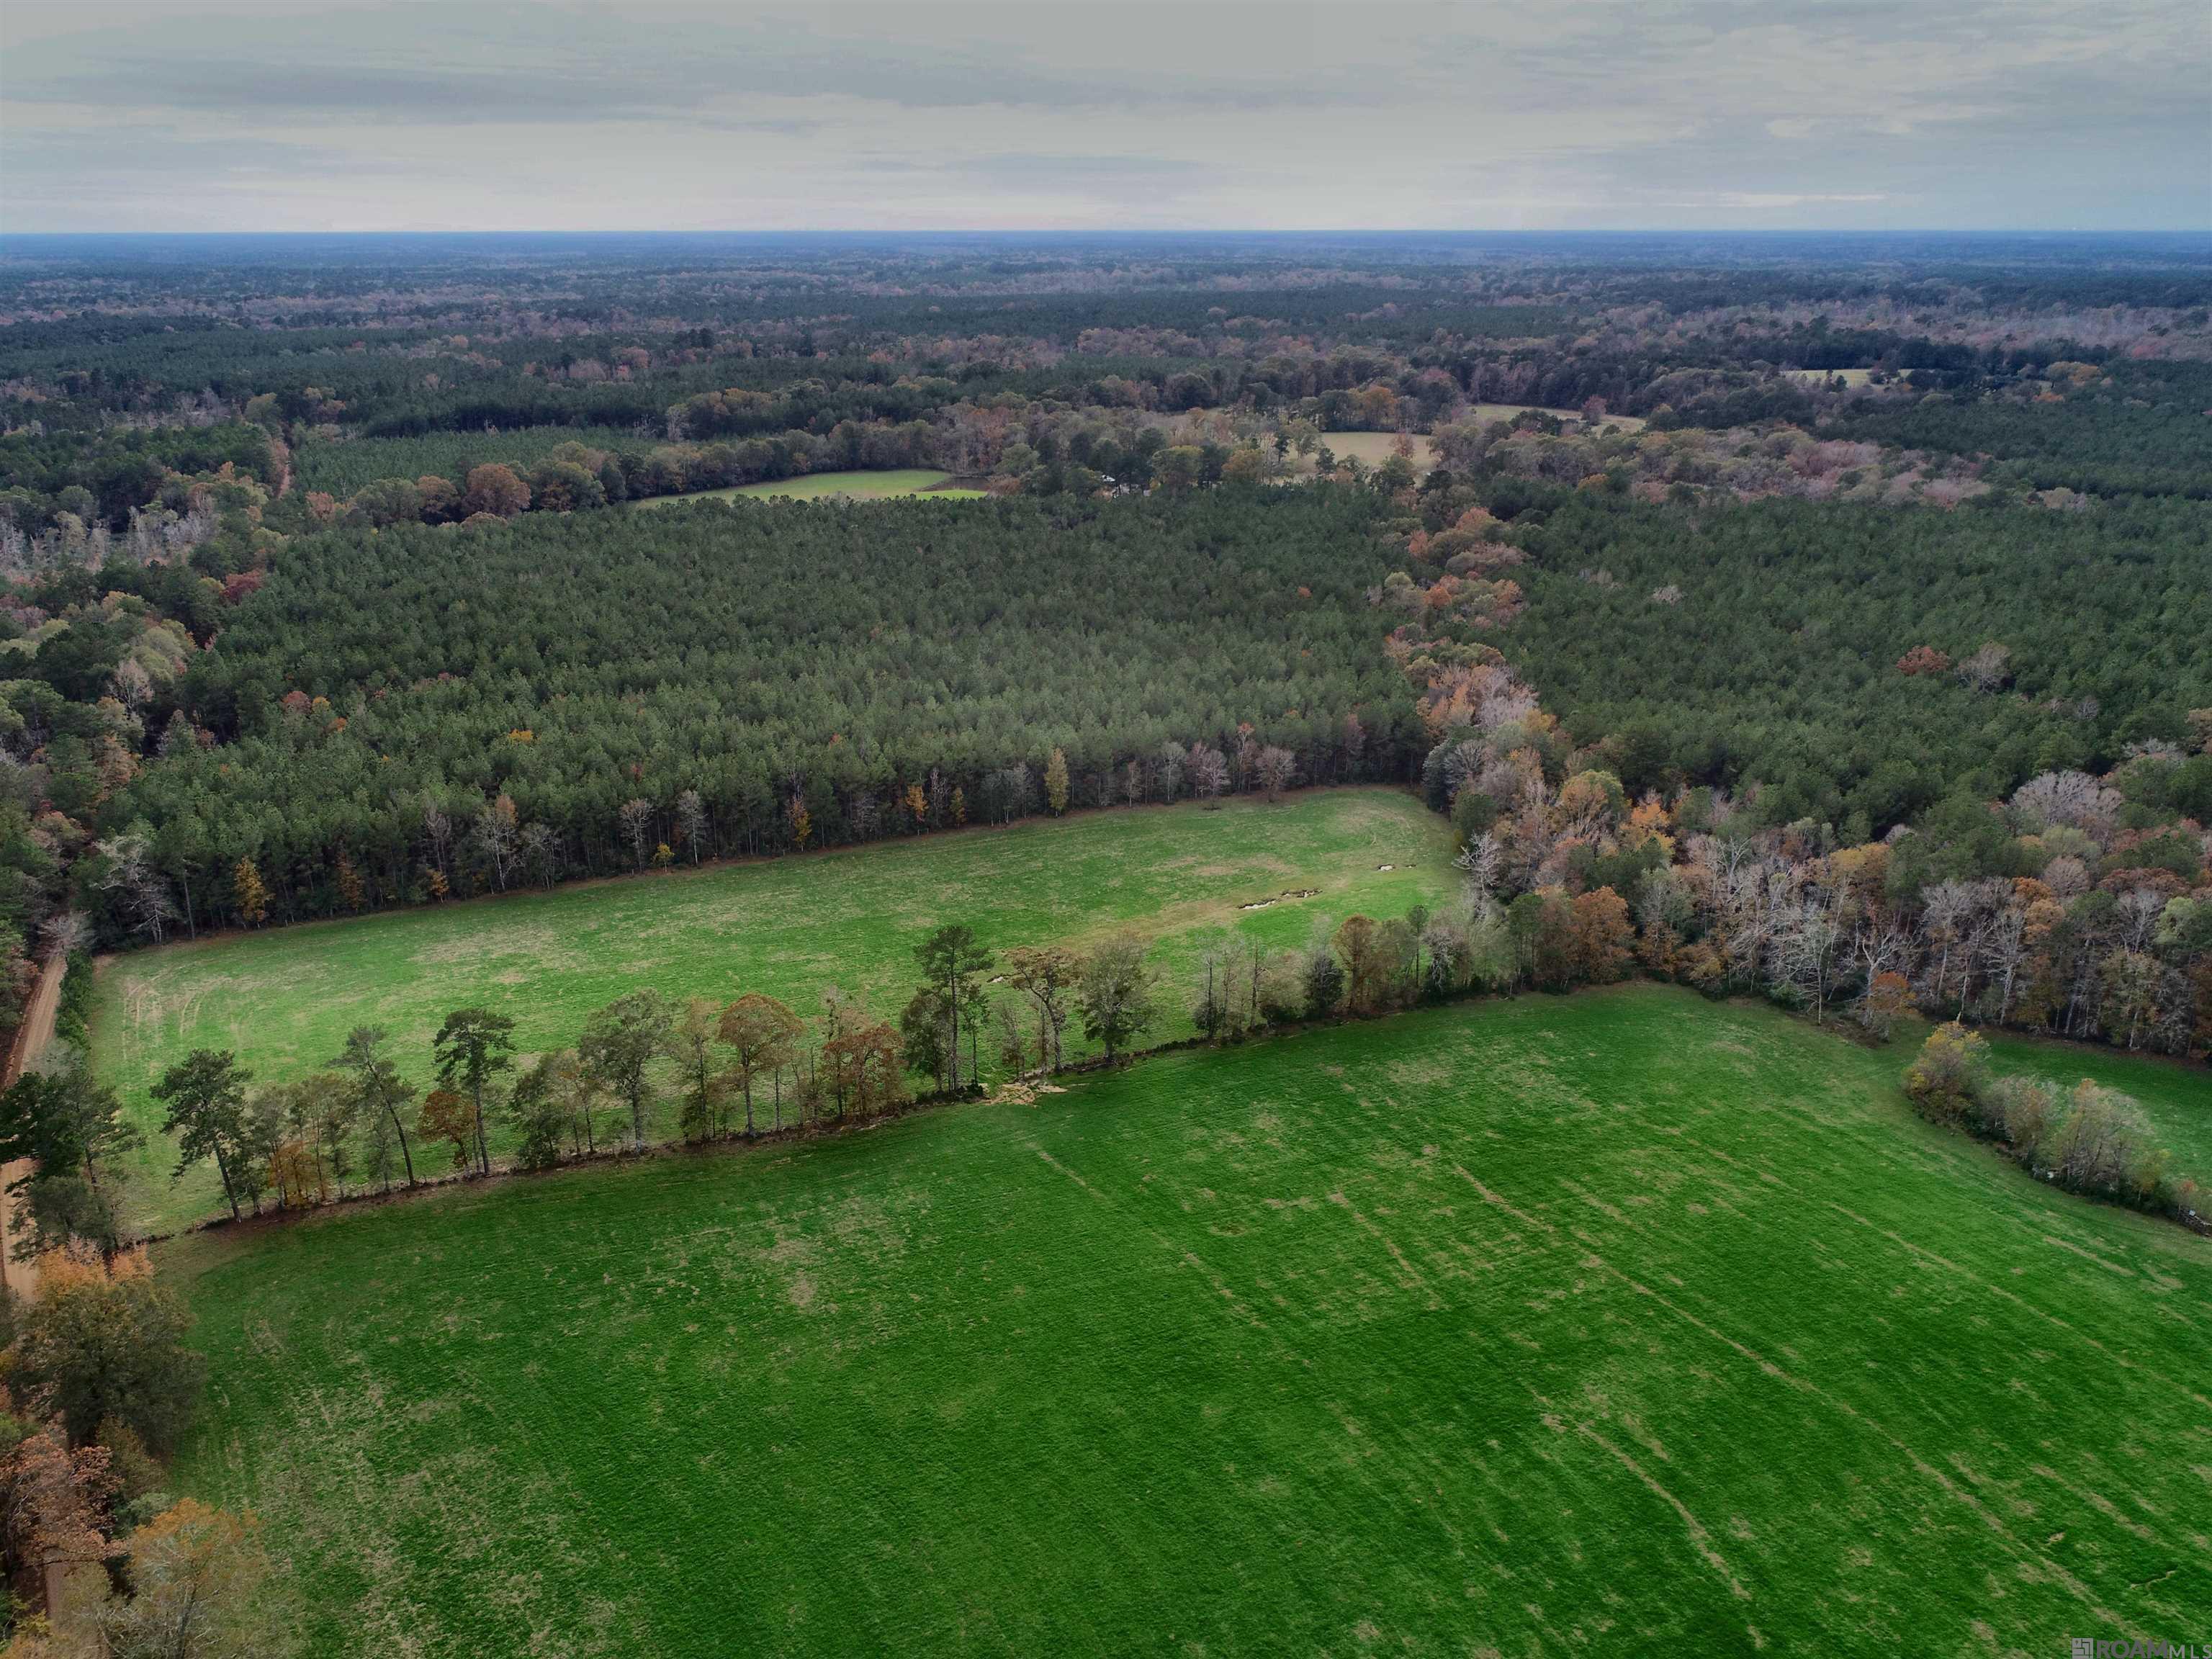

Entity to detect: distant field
[1464,400,1647,432]
[629,468,986,506]
[292,425,649,495]
[1308,407,1645,472]
[1784,367,1878,387]
[93,790,1452,1231]
[162,986,2212,1656]
[1305,431,1437,469]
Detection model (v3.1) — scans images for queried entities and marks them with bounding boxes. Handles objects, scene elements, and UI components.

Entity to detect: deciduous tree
[718,994,803,1134]
[1079,934,1156,1061]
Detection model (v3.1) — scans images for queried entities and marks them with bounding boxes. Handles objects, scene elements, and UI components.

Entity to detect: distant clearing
[162,986,2212,1656]
[629,468,985,506]
[1463,401,1647,431]
[1305,408,1645,472]
[1783,367,1878,387]
[93,790,1452,1231]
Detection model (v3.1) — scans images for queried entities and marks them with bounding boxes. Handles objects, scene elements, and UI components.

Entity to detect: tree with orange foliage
[718,993,804,1135]
[1568,888,1635,984]
[1859,971,1912,1039]
[0,1425,115,1617]
[14,1246,203,1455]
[416,1089,475,1171]
[230,858,267,927]
[461,462,529,518]
[99,1497,279,1659]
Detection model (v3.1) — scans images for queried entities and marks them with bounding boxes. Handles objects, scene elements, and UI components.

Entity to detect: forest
[1,231,2207,1061]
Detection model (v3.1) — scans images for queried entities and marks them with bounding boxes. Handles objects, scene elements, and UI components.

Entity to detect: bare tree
[473,796,518,891]
[94,833,174,944]
[519,822,562,886]
[1956,640,2013,693]
[1453,831,1503,919]
[1187,744,1229,806]
[1155,743,1185,804]
[421,798,454,883]
[617,798,654,870]
[673,788,709,864]
[1256,745,1297,803]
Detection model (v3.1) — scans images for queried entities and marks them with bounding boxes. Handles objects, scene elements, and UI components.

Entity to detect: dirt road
[0,954,67,1300]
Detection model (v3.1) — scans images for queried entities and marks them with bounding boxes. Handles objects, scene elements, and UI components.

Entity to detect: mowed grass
[161,985,2212,1657]
[629,468,986,507]
[93,790,1452,1231]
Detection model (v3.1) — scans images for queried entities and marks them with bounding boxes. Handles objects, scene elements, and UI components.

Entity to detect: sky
[2,0,2207,233]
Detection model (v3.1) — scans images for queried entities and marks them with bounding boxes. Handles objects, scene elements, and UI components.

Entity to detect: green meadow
[92,790,1452,1231]
[162,986,2212,1658]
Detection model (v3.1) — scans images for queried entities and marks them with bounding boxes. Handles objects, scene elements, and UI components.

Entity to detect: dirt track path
[1,954,66,1300]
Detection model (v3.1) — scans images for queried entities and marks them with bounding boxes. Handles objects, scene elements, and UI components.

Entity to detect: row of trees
[73,858,1657,1236]
[132,922,1177,1221]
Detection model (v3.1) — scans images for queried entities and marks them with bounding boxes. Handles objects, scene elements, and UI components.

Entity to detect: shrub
[1902,1022,1987,1126]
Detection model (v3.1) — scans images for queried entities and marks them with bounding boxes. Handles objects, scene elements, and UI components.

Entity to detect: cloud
[1,0,2204,231]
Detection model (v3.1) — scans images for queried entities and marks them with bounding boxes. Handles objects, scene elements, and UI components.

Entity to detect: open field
[1783,367,1879,388]
[629,468,987,506]
[1465,400,1647,432]
[1305,431,1437,469]
[93,790,1452,1231]
[1307,407,1647,471]
[161,985,2212,1657]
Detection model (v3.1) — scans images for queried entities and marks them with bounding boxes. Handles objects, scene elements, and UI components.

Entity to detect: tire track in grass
[1449,1164,2143,1627]
[1821,1201,2212,1415]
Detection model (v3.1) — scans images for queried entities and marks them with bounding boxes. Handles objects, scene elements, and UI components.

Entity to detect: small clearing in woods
[627,468,986,506]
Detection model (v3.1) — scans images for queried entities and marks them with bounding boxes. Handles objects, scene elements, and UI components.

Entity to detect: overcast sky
[2,0,2206,233]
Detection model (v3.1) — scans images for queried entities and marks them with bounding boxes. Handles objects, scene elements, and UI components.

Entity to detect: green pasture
[161,985,2212,1657]
[93,789,1452,1231]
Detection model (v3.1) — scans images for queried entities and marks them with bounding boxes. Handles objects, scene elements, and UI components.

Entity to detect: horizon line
[4,226,2209,240]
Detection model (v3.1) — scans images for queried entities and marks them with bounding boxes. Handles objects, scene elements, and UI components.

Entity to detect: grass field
[1306,408,1646,472]
[1783,367,1879,388]
[629,468,986,506]
[161,985,2212,1657]
[93,790,1452,1232]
